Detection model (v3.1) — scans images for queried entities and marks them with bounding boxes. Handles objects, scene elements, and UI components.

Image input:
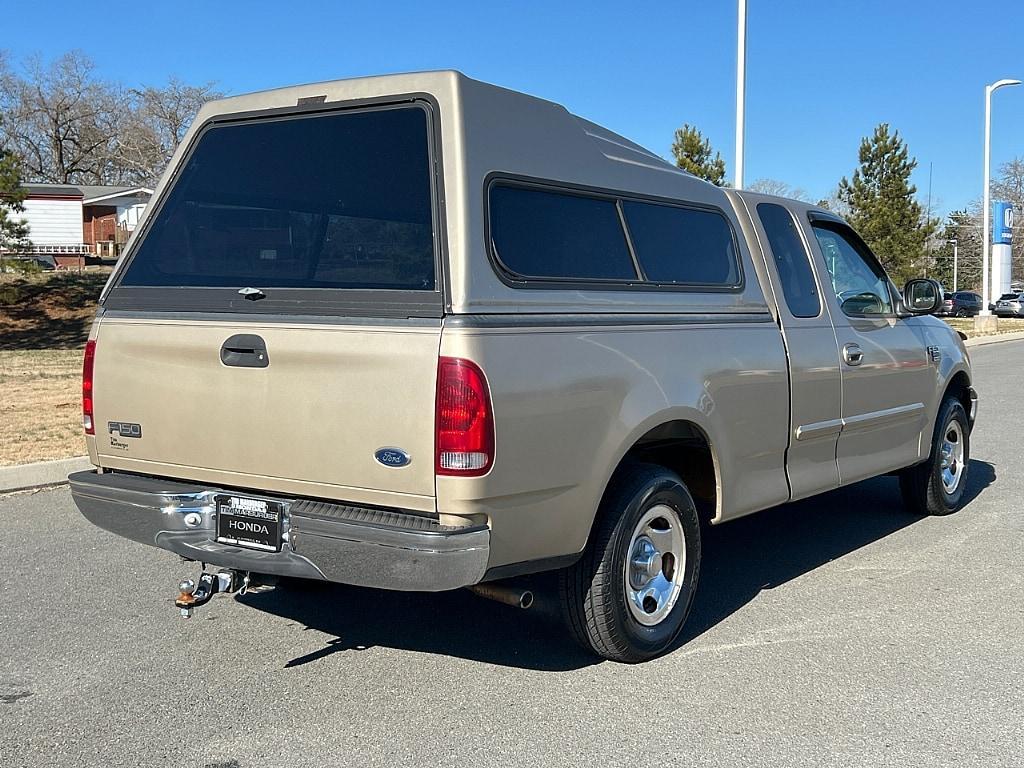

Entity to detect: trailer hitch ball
[174,571,238,619]
[176,578,199,619]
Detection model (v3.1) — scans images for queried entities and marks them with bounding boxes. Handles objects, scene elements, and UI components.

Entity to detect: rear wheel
[560,463,701,663]
[955,308,968,317]
[899,396,970,515]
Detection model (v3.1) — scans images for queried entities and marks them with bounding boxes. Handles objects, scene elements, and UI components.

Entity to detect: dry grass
[0,348,86,466]
[0,271,104,464]
[0,268,109,351]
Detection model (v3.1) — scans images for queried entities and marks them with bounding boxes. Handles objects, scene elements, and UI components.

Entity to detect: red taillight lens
[435,357,494,476]
[82,339,96,435]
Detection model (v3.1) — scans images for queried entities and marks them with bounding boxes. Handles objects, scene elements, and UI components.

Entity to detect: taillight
[82,339,96,435]
[435,357,494,476]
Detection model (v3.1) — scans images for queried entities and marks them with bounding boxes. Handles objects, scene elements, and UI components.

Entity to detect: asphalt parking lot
[2,341,1022,768]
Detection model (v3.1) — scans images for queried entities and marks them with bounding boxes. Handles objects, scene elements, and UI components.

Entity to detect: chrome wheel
[940,419,965,495]
[625,505,685,626]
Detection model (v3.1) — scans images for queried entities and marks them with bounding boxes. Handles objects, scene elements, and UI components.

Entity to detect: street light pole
[981,78,1021,316]
[734,0,747,189]
[947,239,958,292]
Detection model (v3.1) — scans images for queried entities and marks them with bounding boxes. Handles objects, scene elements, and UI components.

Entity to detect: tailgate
[92,315,440,502]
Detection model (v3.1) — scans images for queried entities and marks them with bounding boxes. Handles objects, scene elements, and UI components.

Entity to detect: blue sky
[6,0,1023,216]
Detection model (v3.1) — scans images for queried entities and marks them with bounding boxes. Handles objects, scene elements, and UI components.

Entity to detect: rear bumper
[69,470,489,591]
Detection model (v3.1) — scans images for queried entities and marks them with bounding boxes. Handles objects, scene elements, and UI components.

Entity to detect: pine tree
[671,124,726,186]
[837,124,935,284]
[0,138,30,260]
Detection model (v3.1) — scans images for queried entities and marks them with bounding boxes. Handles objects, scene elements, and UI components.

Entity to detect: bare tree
[748,178,810,201]
[992,157,1024,205]
[0,51,125,184]
[117,78,222,183]
[991,157,1024,282]
[0,52,219,186]
[959,158,1024,289]
[815,185,851,217]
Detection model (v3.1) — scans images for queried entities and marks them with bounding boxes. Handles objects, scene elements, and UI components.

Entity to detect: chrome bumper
[69,470,489,591]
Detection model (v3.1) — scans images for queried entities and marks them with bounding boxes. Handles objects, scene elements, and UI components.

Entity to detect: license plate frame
[215,494,283,552]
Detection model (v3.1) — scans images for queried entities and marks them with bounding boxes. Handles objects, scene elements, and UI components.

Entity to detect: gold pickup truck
[70,71,977,663]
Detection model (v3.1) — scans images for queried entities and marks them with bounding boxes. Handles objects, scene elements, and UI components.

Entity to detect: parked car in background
[990,292,1020,313]
[0,255,56,272]
[994,293,1024,318]
[940,291,983,317]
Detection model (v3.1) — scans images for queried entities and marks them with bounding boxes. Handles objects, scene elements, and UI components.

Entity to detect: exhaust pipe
[468,583,534,609]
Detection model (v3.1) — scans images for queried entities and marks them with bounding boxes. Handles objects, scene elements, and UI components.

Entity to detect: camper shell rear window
[106,101,444,317]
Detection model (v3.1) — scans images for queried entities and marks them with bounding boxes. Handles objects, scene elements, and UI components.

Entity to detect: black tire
[559,463,701,663]
[899,397,970,516]
[955,308,968,317]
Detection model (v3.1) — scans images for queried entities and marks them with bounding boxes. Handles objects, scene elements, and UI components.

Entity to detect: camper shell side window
[485,177,744,293]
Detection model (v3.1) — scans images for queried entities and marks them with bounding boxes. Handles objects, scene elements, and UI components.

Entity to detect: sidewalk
[0,457,91,494]
[962,330,1024,348]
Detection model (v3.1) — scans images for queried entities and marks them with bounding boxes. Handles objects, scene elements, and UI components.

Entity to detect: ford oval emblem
[374,447,411,468]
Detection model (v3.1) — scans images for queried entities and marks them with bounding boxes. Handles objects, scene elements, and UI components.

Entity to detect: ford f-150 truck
[70,71,978,662]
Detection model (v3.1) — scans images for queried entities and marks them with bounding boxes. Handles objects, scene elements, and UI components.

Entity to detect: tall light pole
[981,78,1021,316]
[734,0,747,189]
[947,239,958,292]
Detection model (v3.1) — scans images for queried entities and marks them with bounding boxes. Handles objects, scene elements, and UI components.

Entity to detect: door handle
[842,342,863,366]
[220,334,269,368]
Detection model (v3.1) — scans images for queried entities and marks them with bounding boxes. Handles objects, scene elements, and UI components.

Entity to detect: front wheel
[899,396,970,515]
[559,463,701,663]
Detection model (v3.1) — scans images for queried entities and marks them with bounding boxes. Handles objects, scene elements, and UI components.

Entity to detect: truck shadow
[676,458,995,649]
[240,459,995,672]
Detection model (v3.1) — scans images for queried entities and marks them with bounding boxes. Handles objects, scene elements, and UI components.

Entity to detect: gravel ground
[1,341,1021,768]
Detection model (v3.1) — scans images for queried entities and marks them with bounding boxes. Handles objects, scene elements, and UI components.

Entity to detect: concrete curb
[0,456,91,494]
[963,331,1024,348]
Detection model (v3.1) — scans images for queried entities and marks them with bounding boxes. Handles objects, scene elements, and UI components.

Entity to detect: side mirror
[902,278,942,315]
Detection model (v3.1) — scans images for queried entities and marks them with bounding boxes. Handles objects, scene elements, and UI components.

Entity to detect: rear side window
[119,106,435,291]
[488,185,637,280]
[756,203,820,318]
[621,201,739,286]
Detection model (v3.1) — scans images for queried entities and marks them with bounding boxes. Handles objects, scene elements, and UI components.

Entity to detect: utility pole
[947,239,959,292]
[734,0,747,189]
[925,162,933,278]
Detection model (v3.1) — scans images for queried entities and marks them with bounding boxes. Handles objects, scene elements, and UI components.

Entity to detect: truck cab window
[811,223,893,316]
[756,203,820,318]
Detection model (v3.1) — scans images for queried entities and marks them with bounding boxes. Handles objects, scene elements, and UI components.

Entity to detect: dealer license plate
[215,494,282,552]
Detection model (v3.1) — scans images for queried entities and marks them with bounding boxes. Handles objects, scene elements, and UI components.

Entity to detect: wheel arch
[943,368,972,413]
[917,363,974,460]
[587,411,723,547]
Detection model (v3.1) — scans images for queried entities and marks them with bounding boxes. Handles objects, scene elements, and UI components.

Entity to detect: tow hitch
[174,570,253,618]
